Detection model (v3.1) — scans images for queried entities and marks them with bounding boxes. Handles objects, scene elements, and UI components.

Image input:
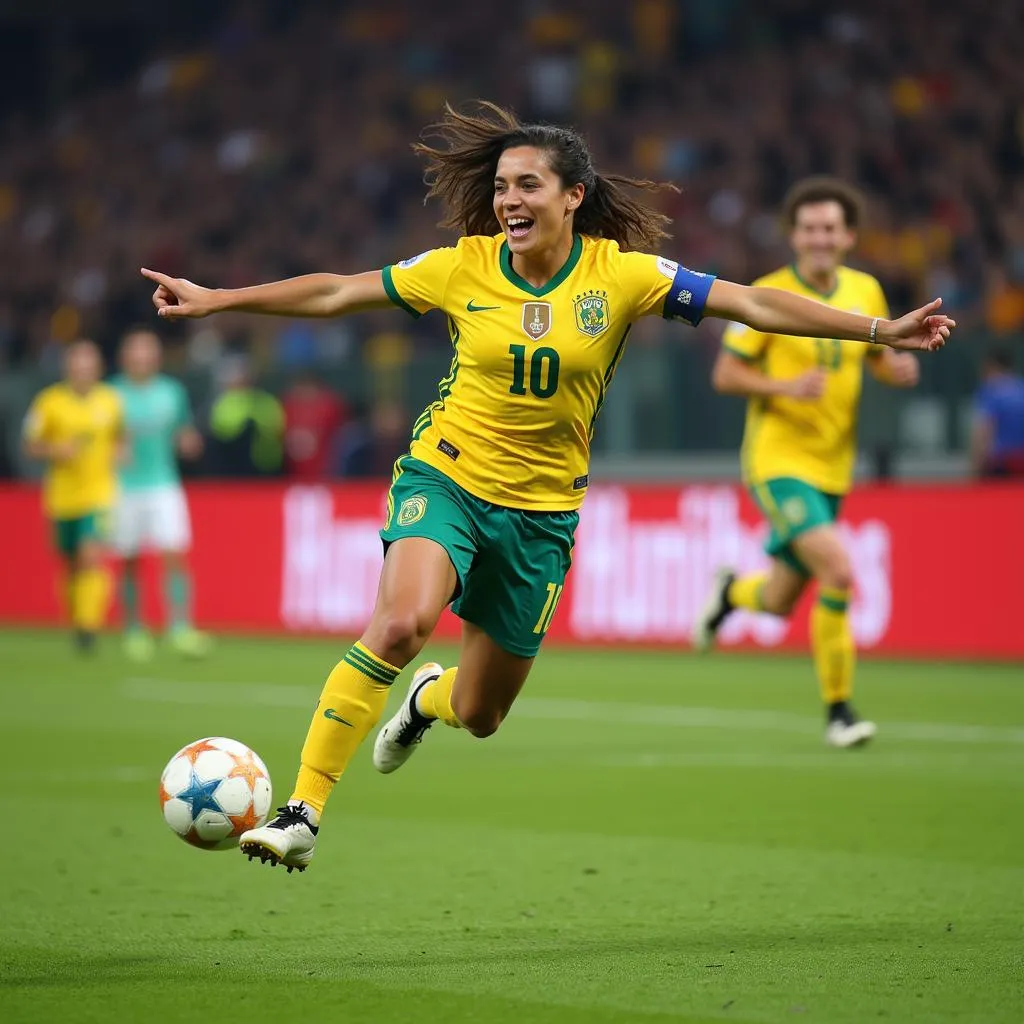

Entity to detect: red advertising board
[0,481,1020,658]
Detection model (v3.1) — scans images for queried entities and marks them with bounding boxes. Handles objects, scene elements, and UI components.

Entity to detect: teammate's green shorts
[51,510,108,557]
[748,477,843,575]
[380,456,579,658]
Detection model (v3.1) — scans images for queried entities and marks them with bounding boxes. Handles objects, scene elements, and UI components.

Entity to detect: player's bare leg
[693,560,806,651]
[241,537,455,870]
[374,620,533,772]
[791,526,875,747]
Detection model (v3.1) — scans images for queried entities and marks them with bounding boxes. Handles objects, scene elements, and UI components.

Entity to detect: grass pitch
[0,628,1021,1023]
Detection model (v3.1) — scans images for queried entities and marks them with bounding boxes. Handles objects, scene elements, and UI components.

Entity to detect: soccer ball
[159,737,272,851]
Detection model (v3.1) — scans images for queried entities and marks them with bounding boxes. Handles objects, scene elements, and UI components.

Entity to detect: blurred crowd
[199,356,410,481]
[2,0,1024,371]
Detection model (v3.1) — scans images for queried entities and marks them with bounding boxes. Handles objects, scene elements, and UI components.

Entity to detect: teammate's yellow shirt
[23,383,123,517]
[383,233,715,510]
[721,265,889,495]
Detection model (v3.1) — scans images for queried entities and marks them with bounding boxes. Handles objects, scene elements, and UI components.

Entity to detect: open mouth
[506,216,534,241]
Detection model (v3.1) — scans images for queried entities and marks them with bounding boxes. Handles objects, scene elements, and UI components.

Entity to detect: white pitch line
[122,677,1024,747]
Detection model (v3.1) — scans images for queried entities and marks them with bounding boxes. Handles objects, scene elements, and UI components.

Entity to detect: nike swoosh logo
[467,300,500,312]
[323,708,355,727]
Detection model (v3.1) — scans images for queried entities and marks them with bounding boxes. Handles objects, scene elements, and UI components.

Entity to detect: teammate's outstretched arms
[140,268,391,319]
[706,280,954,353]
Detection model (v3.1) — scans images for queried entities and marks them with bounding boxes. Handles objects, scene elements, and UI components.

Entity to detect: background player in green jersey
[143,102,953,872]
[112,328,210,660]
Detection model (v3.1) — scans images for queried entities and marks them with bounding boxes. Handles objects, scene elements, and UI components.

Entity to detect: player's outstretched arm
[705,280,954,353]
[140,269,391,320]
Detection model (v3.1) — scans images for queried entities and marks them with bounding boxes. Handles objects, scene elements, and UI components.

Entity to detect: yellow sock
[72,566,111,631]
[726,572,767,612]
[811,587,855,703]
[291,642,400,815]
[415,667,462,729]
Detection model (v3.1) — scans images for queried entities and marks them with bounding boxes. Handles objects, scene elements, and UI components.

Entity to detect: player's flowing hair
[413,101,677,251]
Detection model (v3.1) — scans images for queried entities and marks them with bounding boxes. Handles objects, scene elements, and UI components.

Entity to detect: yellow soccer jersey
[383,233,715,510]
[721,264,889,495]
[23,383,123,517]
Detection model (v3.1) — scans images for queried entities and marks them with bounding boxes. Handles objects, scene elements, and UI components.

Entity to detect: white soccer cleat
[240,803,318,873]
[373,661,443,774]
[692,567,736,652]
[825,718,878,748]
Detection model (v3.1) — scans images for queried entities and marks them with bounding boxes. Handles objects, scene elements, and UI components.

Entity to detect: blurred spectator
[971,347,1024,478]
[281,371,349,481]
[207,355,284,477]
[333,400,410,479]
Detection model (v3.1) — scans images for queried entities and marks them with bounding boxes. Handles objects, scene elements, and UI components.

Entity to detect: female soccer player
[143,103,953,872]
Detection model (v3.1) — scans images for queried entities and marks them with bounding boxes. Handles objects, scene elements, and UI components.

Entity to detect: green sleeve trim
[723,344,759,362]
[381,266,422,319]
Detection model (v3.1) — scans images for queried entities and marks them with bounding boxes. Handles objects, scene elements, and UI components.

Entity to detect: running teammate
[22,340,122,651]
[143,105,952,870]
[112,328,210,660]
[693,177,920,747]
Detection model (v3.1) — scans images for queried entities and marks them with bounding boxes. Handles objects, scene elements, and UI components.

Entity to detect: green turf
[1,628,1021,1023]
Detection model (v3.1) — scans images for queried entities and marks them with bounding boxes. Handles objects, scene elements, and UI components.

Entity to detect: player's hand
[141,268,220,319]
[878,298,955,353]
[887,352,920,387]
[785,369,827,400]
[177,427,204,460]
[50,439,83,462]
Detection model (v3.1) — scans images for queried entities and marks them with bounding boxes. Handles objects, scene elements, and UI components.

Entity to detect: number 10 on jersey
[509,344,560,398]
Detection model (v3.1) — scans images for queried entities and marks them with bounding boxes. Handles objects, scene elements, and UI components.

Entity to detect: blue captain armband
[661,263,716,326]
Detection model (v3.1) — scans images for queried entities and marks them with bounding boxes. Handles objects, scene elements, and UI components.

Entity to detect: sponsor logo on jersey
[656,257,678,280]
[467,299,500,312]
[397,495,428,526]
[572,474,589,490]
[397,252,429,268]
[522,302,552,340]
[436,438,460,461]
[574,291,609,337]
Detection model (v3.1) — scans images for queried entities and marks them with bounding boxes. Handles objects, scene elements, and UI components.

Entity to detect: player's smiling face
[791,200,856,278]
[493,146,584,257]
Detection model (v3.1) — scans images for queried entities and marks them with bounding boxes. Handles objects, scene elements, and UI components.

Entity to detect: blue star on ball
[178,770,223,817]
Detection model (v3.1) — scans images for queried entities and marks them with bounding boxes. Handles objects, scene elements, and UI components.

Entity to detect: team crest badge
[574,291,609,337]
[397,495,428,526]
[781,497,807,526]
[522,302,552,340]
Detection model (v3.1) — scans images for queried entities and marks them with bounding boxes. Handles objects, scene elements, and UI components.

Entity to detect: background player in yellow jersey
[22,339,123,651]
[693,177,921,747]
[143,105,951,871]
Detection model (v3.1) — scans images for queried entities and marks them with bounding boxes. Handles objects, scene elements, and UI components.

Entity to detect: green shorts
[51,511,108,558]
[748,477,842,575]
[380,457,579,658]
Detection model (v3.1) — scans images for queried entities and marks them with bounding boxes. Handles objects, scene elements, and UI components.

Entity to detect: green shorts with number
[51,510,108,557]
[747,477,843,576]
[380,457,579,658]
